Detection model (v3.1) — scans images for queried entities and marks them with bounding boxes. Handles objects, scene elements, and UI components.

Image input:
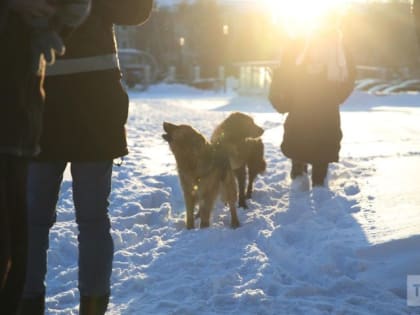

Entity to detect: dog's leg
[198,196,217,229]
[198,179,220,228]
[234,165,247,209]
[246,156,266,199]
[246,164,257,199]
[225,172,240,228]
[228,200,240,229]
[184,191,196,229]
[198,200,212,228]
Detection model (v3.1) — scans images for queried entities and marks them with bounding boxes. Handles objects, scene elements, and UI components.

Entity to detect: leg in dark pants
[291,160,308,179]
[0,159,11,290]
[22,161,67,315]
[0,156,28,315]
[312,163,329,187]
[23,161,113,315]
[71,162,114,315]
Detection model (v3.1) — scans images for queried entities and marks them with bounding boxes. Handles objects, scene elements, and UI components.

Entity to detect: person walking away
[270,14,356,191]
[21,1,153,314]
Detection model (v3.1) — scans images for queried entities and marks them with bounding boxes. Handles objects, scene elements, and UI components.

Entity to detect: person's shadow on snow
[269,182,415,313]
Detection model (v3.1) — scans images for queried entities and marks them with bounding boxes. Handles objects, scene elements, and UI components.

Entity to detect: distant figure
[0,0,90,314]
[270,16,356,190]
[20,1,153,314]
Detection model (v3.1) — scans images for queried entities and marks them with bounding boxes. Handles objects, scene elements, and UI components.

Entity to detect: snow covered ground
[51,85,419,314]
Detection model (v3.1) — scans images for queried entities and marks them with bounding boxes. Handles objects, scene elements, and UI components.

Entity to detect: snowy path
[50,87,419,314]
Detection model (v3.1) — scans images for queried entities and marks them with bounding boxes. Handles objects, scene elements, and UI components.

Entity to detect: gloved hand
[29,16,65,74]
[22,0,91,73]
[52,0,91,36]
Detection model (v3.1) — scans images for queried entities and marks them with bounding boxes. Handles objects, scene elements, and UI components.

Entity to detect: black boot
[291,160,308,179]
[80,294,109,315]
[312,163,329,187]
[18,295,45,315]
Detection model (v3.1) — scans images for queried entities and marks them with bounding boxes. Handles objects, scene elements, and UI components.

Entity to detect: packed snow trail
[50,86,419,314]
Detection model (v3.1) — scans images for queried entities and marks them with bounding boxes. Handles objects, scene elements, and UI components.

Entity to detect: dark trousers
[0,155,28,315]
[24,161,114,299]
[291,160,328,187]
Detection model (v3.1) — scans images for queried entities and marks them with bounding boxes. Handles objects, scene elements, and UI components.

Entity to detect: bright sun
[263,0,350,35]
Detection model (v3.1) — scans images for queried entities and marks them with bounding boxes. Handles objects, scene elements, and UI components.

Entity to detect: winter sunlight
[262,0,350,35]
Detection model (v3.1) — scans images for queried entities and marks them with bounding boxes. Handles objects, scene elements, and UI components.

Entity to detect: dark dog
[162,122,240,229]
[211,112,266,208]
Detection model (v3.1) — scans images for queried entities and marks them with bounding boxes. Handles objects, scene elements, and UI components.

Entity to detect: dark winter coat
[0,6,44,157]
[37,0,153,162]
[279,39,356,164]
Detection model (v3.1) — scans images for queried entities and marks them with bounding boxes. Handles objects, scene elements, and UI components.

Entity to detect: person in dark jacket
[275,17,355,190]
[0,1,90,314]
[21,1,153,314]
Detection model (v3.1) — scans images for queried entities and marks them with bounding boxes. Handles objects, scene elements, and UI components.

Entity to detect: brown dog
[162,122,240,229]
[211,112,266,208]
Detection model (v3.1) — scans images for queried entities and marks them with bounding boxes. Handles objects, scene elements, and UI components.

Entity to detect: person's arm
[29,0,92,72]
[97,0,153,26]
[268,50,295,114]
[10,0,55,17]
[0,0,55,31]
[412,0,420,46]
[52,0,92,37]
[8,0,91,73]
[9,0,91,38]
[334,45,356,106]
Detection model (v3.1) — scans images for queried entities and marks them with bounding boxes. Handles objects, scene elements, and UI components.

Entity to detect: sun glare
[263,0,350,36]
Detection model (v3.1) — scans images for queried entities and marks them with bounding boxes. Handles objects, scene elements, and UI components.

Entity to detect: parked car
[366,83,392,95]
[365,80,401,94]
[355,78,387,91]
[118,48,159,89]
[380,79,420,94]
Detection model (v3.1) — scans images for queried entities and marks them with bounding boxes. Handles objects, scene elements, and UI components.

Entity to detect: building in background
[115,0,420,91]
